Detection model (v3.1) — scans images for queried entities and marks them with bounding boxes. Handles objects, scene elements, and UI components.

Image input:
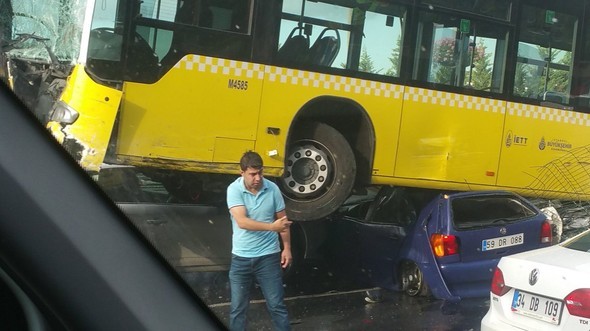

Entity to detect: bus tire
[280,122,356,221]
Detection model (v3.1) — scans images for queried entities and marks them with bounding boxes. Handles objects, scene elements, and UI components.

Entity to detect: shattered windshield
[2,0,86,63]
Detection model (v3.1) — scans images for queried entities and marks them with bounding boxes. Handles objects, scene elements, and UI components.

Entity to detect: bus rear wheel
[280,122,356,221]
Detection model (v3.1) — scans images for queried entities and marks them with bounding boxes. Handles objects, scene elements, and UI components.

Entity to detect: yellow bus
[4,0,590,221]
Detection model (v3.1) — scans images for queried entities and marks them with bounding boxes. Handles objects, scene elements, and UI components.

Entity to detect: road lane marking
[208,287,379,308]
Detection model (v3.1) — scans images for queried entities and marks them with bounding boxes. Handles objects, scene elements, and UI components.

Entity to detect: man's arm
[276,210,293,269]
[229,205,291,232]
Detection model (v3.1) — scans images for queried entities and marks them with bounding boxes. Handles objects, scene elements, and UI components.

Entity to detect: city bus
[3,0,590,221]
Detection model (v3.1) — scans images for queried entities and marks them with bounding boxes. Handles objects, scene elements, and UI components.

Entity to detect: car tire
[401,261,429,297]
[280,122,356,221]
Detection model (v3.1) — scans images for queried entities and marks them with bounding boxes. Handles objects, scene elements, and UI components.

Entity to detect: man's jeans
[229,253,290,331]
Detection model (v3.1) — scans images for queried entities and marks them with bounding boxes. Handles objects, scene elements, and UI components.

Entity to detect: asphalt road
[181,261,489,330]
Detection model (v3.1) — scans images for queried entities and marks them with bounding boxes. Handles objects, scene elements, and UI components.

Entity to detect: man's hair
[240,151,263,171]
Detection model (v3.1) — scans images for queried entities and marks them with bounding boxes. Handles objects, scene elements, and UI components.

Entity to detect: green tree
[359,47,376,73]
[431,37,490,88]
[385,36,402,77]
[513,63,531,97]
[465,41,492,90]
[547,51,571,93]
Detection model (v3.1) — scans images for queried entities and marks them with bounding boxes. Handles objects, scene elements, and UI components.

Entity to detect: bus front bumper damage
[45,65,122,173]
[47,121,104,172]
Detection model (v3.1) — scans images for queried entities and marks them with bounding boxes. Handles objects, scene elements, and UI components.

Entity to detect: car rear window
[563,230,590,252]
[451,194,538,229]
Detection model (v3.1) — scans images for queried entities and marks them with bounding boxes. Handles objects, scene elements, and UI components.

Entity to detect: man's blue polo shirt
[227,177,286,258]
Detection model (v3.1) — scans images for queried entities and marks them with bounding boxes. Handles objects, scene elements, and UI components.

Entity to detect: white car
[481,229,590,330]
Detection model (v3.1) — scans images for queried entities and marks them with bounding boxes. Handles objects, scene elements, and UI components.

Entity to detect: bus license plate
[481,233,523,251]
[511,290,563,325]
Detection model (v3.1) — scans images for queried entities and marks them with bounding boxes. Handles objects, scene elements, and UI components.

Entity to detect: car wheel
[401,261,429,297]
[280,122,356,221]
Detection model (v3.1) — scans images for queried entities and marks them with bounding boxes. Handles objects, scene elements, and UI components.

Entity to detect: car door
[357,186,417,288]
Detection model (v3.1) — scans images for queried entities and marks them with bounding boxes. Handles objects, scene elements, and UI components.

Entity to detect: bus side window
[207,0,251,33]
[174,0,251,32]
[513,4,576,103]
[229,0,250,33]
[413,10,507,93]
[354,5,406,77]
[175,0,212,27]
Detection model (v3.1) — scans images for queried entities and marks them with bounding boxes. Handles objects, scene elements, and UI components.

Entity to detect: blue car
[325,186,554,302]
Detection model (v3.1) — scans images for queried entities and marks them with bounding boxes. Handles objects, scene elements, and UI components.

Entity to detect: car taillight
[490,267,511,296]
[565,289,590,318]
[540,220,552,244]
[431,234,458,257]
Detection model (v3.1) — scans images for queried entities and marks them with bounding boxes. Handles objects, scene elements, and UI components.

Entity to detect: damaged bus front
[0,0,122,172]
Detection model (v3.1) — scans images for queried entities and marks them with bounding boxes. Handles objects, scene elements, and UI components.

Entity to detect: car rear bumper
[483,289,582,330]
[481,308,524,331]
[439,258,498,298]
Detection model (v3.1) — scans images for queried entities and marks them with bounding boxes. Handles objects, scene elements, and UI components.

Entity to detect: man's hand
[281,248,292,269]
[270,216,292,232]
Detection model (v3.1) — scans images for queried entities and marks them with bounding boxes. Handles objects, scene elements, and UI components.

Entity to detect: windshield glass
[451,195,538,229]
[1,0,86,63]
[563,229,590,252]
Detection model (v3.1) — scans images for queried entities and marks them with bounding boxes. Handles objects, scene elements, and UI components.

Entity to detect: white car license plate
[511,289,563,325]
[481,233,524,251]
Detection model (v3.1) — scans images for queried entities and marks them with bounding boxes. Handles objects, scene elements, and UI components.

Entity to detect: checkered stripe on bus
[176,56,404,98]
[175,56,590,126]
[509,103,590,126]
[175,55,265,79]
[404,87,505,114]
[265,66,404,99]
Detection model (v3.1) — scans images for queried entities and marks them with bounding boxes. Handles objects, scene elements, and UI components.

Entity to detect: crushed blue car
[323,186,554,302]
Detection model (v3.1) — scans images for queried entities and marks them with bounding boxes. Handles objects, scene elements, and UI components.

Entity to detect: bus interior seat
[307,28,340,66]
[540,91,566,104]
[277,26,310,63]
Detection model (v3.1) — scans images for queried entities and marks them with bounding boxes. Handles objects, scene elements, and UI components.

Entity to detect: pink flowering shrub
[433,37,484,67]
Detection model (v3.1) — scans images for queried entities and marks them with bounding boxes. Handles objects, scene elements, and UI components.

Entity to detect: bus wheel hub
[283,145,329,197]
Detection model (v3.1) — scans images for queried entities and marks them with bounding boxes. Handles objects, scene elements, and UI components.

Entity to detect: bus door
[115,0,261,167]
[498,1,583,194]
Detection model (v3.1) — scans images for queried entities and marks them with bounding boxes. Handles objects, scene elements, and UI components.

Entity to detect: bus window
[413,11,508,93]
[86,1,126,81]
[105,0,255,80]
[513,5,577,105]
[140,0,252,33]
[278,1,351,68]
[278,0,406,75]
[358,4,406,77]
[137,0,176,60]
[425,0,512,21]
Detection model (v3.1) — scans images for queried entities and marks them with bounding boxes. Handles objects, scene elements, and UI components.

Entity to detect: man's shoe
[364,290,383,303]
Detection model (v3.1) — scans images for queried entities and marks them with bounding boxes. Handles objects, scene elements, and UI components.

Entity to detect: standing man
[227,151,293,331]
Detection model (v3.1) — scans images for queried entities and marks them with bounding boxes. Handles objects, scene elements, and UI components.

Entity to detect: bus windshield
[0,0,87,64]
